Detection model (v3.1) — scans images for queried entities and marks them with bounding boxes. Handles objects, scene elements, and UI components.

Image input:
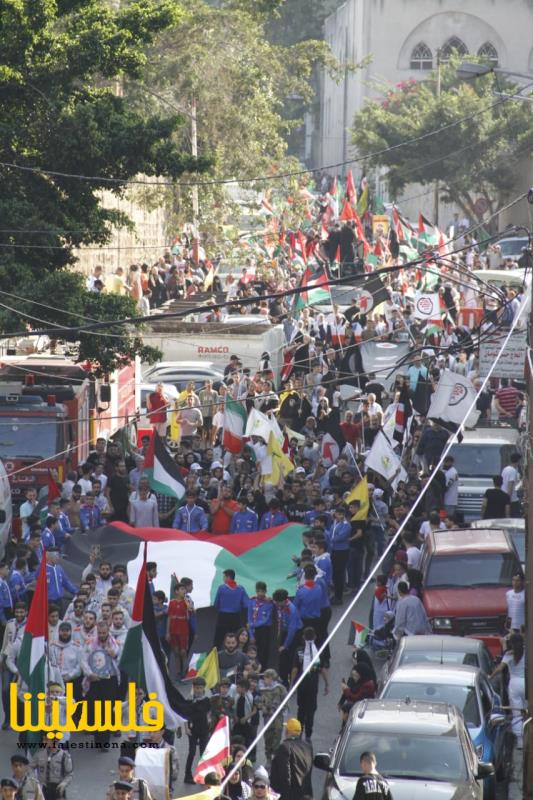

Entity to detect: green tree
[0,0,210,367]
[351,57,533,222]
[129,0,346,247]
[267,0,344,45]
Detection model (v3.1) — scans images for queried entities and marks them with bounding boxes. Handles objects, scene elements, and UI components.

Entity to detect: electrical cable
[219,286,530,791]
[2,87,532,189]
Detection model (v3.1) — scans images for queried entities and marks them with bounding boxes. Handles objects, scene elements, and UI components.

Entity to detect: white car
[143,361,225,391]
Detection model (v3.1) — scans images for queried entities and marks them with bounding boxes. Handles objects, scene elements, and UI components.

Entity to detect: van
[449,426,521,521]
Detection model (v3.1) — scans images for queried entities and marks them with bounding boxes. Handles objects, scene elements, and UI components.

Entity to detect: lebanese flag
[321,432,340,464]
[17,558,48,745]
[144,433,185,500]
[119,548,191,728]
[223,397,247,454]
[112,522,316,610]
[194,716,231,783]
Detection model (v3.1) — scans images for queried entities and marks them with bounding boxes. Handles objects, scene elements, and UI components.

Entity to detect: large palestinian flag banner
[111,522,307,609]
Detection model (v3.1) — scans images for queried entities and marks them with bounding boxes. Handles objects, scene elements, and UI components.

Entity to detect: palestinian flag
[194,715,231,783]
[119,549,191,728]
[112,522,311,609]
[223,397,247,454]
[294,264,330,312]
[418,213,439,247]
[17,558,48,746]
[393,383,412,444]
[348,620,369,648]
[144,433,185,500]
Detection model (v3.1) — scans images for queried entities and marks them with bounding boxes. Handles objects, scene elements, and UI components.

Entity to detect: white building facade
[318,0,533,225]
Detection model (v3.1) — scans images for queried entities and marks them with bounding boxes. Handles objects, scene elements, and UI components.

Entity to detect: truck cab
[420,528,522,656]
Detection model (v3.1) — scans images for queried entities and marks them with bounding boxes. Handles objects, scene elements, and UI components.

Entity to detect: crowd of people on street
[0,204,529,800]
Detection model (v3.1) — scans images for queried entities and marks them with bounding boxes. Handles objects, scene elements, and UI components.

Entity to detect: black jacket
[270,737,313,800]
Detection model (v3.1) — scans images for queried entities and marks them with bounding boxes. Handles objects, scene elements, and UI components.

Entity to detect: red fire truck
[0,355,139,503]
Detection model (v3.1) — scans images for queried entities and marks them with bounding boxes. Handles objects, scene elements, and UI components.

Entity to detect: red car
[419,529,522,656]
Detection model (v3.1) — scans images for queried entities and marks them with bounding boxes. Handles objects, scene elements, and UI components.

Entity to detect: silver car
[314,698,494,800]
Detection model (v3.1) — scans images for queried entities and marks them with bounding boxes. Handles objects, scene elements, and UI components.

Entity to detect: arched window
[440,37,468,62]
[410,43,433,70]
[478,42,498,66]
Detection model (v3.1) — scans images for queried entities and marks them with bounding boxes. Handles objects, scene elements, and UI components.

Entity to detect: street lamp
[457,60,533,84]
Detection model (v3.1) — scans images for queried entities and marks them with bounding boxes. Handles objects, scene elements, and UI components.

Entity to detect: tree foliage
[267,0,344,45]
[351,57,533,221]
[0,0,210,367]
[129,0,347,247]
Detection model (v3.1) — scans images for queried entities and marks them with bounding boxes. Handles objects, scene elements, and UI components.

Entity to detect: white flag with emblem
[427,370,480,428]
[365,431,407,490]
[413,292,440,319]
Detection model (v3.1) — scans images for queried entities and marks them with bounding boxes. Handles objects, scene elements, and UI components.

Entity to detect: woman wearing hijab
[338,661,376,727]
[226,761,252,800]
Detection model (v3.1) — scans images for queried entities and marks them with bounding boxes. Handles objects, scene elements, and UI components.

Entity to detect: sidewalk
[507,746,522,800]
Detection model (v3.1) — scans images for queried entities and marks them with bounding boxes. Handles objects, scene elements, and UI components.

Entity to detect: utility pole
[526,306,533,796]
[433,49,441,226]
[191,96,200,264]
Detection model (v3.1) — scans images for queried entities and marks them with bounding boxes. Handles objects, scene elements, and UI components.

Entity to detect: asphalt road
[0,584,373,799]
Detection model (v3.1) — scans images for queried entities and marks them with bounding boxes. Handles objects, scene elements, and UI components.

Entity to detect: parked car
[420,528,522,655]
[494,236,530,264]
[314,698,494,800]
[470,518,525,572]
[448,426,521,521]
[143,361,225,391]
[379,664,508,786]
[379,635,495,691]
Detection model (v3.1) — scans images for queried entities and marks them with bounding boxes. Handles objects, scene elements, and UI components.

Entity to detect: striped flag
[348,620,369,647]
[144,433,185,500]
[120,548,191,728]
[17,558,48,746]
[223,397,247,454]
[393,383,412,444]
[194,715,231,783]
[185,648,220,689]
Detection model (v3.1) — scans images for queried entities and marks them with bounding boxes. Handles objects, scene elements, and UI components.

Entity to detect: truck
[0,354,140,504]
[143,318,285,381]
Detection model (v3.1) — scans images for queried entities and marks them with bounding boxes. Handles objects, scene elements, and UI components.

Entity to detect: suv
[314,698,494,800]
[449,427,521,521]
[420,528,521,654]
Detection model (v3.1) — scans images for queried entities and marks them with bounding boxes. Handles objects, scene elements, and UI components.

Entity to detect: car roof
[471,517,525,531]
[450,427,520,446]
[428,528,512,553]
[399,635,484,654]
[348,699,460,735]
[386,663,480,686]
[147,361,222,371]
[140,382,179,396]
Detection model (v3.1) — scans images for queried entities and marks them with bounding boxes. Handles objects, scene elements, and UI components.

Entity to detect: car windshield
[400,650,480,669]
[449,443,516,478]
[425,553,517,588]
[339,731,467,781]
[0,417,58,459]
[381,683,480,727]
[499,239,527,257]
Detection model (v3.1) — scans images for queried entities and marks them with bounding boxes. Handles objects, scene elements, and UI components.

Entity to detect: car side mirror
[477,762,495,780]
[488,713,505,730]
[0,510,6,523]
[314,753,332,772]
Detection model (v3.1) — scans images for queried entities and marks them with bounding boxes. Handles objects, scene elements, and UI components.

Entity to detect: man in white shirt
[129,484,159,528]
[19,487,38,542]
[501,453,521,516]
[506,573,525,633]
[442,455,459,516]
[393,582,431,638]
[419,510,446,539]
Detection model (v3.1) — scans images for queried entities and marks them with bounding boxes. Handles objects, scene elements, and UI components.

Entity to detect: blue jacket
[259,511,288,530]
[79,505,102,532]
[294,582,323,619]
[230,509,258,534]
[58,511,74,535]
[248,597,273,636]
[326,521,351,551]
[172,504,208,533]
[277,600,302,648]
[0,578,13,620]
[41,528,56,550]
[8,570,27,603]
[303,509,332,528]
[316,575,330,610]
[46,564,78,601]
[314,553,332,587]
[214,583,249,614]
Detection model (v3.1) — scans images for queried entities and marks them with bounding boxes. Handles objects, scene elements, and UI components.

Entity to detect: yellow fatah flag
[169,410,181,443]
[265,432,294,486]
[197,647,220,689]
[346,476,369,520]
[174,787,219,800]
